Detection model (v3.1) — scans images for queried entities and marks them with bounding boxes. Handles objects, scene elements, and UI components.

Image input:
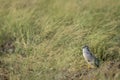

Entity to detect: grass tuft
[0,0,120,80]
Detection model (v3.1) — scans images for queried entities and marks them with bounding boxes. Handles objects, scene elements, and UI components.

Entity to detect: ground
[0,0,120,80]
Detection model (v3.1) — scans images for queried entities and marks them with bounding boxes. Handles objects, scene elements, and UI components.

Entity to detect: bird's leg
[87,64,95,69]
[87,64,92,69]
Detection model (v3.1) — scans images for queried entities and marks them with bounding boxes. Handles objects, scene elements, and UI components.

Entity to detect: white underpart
[82,47,95,65]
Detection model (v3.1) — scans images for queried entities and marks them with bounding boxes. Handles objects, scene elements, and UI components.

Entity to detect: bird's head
[82,45,90,51]
[82,45,89,49]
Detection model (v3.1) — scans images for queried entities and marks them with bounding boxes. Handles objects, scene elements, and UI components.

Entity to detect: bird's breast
[83,50,93,61]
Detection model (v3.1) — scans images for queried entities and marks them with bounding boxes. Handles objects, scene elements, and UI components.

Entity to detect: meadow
[0,0,120,80]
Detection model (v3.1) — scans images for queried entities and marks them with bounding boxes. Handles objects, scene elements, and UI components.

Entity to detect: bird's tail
[95,58,99,67]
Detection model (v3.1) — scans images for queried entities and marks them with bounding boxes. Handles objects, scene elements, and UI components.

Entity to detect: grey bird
[82,45,99,68]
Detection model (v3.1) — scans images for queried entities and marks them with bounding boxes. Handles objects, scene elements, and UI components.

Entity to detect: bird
[82,45,99,68]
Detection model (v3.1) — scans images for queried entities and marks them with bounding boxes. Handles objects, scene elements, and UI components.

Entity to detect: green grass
[0,0,120,80]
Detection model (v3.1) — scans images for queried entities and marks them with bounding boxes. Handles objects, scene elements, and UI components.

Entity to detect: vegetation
[0,0,120,80]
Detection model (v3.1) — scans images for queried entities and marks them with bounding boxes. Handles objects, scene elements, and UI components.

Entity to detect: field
[0,0,120,80]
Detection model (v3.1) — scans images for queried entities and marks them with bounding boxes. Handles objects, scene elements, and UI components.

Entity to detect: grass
[0,0,120,80]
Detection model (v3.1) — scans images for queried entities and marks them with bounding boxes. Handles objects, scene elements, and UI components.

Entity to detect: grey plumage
[82,45,99,67]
